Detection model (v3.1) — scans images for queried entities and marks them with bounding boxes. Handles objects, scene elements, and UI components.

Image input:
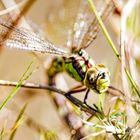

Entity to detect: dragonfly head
[84,64,110,94]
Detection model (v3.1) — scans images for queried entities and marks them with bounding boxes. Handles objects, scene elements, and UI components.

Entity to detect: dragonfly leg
[71,84,84,90]
[83,89,90,104]
[66,86,91,104]
[66,85,87,95]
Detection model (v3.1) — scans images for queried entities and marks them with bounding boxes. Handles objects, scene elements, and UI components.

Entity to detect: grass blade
[125,68,140,98]
[9,104,27,140]
[87,0,121,60]
[0,127,5,140]
[40,131,58,140]
[0,61,34,110]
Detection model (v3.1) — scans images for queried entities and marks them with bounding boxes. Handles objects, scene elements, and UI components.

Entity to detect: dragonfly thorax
[64,50,110,94]
[64,49,95,82]
[48,49,110,94]
[83,64,110,93]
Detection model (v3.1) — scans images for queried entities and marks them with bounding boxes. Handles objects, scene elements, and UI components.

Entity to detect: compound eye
[98,72,106,79]
[89,77,94,82]
[101,73,106,79]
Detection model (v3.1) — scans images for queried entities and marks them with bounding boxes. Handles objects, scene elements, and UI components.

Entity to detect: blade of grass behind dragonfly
[0,127,4,140]
[125,68,140,98]
[0,61,34,110]
[87,0,121,60]
[0,20,69,56]
[40,131,58,140]
[0,0,26,17]
[9,104,27,140]
[80,0,116,50]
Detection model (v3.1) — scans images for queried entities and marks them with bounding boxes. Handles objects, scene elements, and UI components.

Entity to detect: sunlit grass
[9,104,27,140]
[87,0,121,60]
[0,0,140,139]
[0,61,34,110]
[86,0,140,139]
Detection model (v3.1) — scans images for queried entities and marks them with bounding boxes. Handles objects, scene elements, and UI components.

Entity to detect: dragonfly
[0,0,115,104]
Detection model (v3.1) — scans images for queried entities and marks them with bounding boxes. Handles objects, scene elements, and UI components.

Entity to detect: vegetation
[0,0,140,139]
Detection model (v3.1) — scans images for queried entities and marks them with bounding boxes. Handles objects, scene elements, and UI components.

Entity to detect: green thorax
[63,49,95,82]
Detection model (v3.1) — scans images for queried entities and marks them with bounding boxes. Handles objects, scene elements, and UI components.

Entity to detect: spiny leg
[83,89,100,113]
[83,89,90,105]
[67,85,87,95]
[65,86,91,105]
[108,86,125,96]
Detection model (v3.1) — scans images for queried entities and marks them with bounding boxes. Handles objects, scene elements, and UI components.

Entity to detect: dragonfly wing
[71,0,93,51]
[79,0,115,49]
[0,21,69,56]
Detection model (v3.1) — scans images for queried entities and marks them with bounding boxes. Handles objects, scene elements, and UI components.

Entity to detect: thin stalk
[87,0,121,60]
[0,80,66,95]
[0,128,4,140]
[125,68,140,98]
[0,0,26,16]
[0,79,98,115]
[0,0,36,45]
[9,104,27,140]
[0,61,33,110]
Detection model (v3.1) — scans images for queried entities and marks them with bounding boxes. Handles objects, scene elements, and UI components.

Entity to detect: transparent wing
[71,0,115,51]
[71,0,93,51]
[80,0,115,49]
[0,20,70,56]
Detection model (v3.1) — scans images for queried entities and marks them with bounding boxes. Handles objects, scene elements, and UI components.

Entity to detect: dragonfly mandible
[0,0,115,104]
